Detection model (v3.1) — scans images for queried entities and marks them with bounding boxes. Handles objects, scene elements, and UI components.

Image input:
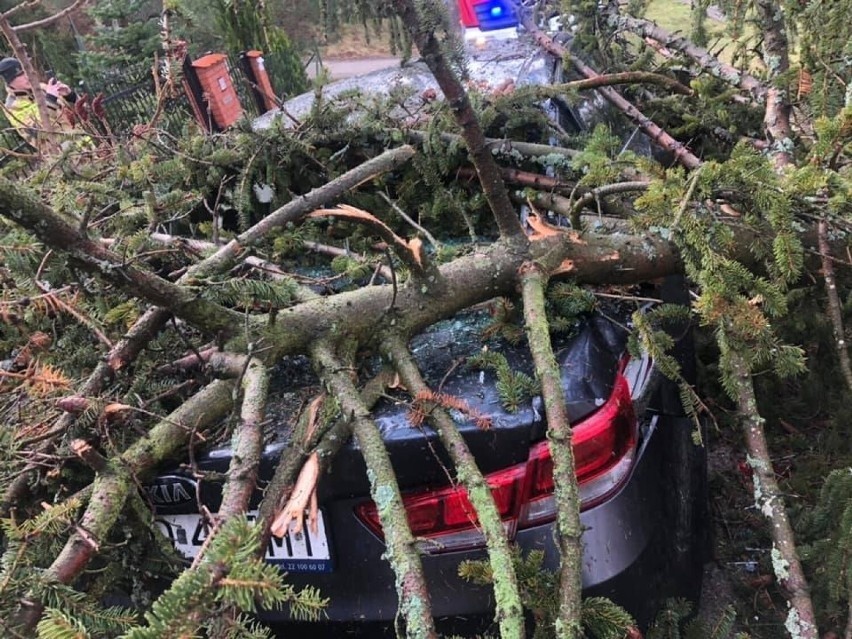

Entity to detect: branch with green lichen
[382,332,526,639]
[310,340,437,639]
[519,261,583,639]
[722,347,818,639]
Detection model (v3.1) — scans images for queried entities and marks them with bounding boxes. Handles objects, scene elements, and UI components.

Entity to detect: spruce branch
[382,333,526,639]
[311,340,437,639]
[610,14,768,99]
[15,380,235,631]
[526,72,693,97]
[207,353,268,521]
[754,0,794,170]
[518,261,583,639]
[392,0,526,240]
[516,7,703,170]
[185,146,417,281]
[723,347,818,639]
[817,219,852,392]
[0,178,243,337]
[308,205,432,279]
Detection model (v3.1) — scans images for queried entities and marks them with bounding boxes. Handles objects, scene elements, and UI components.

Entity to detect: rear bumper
[264,413,670,625]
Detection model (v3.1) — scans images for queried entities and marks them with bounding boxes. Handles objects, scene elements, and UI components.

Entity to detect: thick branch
[518,10,703,170]
[725,350,817,639]
[311,341,437,639]
[257,231,684,358]
[207,353,268,519]
[519,263,583,638]
[392,0,525,239]
[611,14,766,98]
[383,333,525,639]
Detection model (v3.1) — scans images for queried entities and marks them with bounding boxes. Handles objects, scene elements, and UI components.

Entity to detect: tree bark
[392,0,525,240]
[383,333,525,639]
[754,0,794,169]
[725,349,818,639]
[311,341,437,639]
[208,353,268,519]
[519,262,583,638]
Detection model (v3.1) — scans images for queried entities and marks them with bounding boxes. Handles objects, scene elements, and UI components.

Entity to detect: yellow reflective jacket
[3,91,90,150]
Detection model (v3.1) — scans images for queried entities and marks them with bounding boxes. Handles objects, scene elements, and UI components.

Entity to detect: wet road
[306,57,402,80]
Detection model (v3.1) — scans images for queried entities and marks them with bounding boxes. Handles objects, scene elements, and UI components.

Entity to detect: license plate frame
[154,510,334,574]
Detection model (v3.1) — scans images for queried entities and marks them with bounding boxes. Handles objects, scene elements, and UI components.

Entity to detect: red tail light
[355,374,638,552]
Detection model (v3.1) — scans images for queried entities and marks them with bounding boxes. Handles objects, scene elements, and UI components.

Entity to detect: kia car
[148,1,707,632]
[149,279,707,630]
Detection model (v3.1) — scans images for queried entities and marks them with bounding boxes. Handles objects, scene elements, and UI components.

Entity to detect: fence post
[240,50,278,114]
[183,53,242,132]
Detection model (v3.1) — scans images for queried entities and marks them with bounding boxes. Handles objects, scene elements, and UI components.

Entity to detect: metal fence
[79,59,195,137]
[0,48,307,160]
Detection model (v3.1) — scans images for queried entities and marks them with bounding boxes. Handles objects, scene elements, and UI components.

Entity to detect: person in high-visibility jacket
[0,57,87,151]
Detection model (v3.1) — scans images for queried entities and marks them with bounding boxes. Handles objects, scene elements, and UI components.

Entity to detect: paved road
[306,57,402,80]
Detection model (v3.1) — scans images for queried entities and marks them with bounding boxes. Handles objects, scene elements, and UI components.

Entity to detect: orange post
[244,50,278,113]
[190,53,242,131]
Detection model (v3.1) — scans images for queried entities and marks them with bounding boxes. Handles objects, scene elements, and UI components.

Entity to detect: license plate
[154,510,333,573]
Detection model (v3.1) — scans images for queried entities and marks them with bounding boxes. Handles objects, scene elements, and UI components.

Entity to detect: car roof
[253,34,557,131]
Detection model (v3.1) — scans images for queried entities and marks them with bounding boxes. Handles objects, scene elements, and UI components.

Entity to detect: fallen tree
[0,0,849,637]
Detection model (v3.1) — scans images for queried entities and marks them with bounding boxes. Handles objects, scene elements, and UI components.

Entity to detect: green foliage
[630,305,706,438]
[546,282,596,335]
[798,468,852,631]
[633,146,808,391]
[646,598,747,639]
[466,351,540,412]
[459,548,635,639]
[481,297,525,345]
[211,0,308,98]
[78,0,161,77]
[199,277,300,310]
[123,515,327,637]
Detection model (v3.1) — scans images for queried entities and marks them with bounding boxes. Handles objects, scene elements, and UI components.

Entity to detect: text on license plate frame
[154,510,333,574]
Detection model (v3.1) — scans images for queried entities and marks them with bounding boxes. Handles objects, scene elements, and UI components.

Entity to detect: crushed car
[148,0,707,631]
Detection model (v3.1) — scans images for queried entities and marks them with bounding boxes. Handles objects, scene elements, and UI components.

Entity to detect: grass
[321,22,395,59]
[643,0,758,67]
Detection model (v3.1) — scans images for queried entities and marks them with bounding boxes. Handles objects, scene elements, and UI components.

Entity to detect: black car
[149,4,707,632]
[148,281,706,630]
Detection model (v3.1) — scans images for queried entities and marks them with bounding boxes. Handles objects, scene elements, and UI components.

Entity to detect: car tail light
[457,0,518,31]
[355,374,638,553]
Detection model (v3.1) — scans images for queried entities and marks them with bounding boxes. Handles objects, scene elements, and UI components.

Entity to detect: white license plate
[155,510,333,573]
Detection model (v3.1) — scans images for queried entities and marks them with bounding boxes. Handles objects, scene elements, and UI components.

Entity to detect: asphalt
[306,57,402,80]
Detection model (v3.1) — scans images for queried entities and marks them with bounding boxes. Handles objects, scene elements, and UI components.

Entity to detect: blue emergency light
[471,0,518,31]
